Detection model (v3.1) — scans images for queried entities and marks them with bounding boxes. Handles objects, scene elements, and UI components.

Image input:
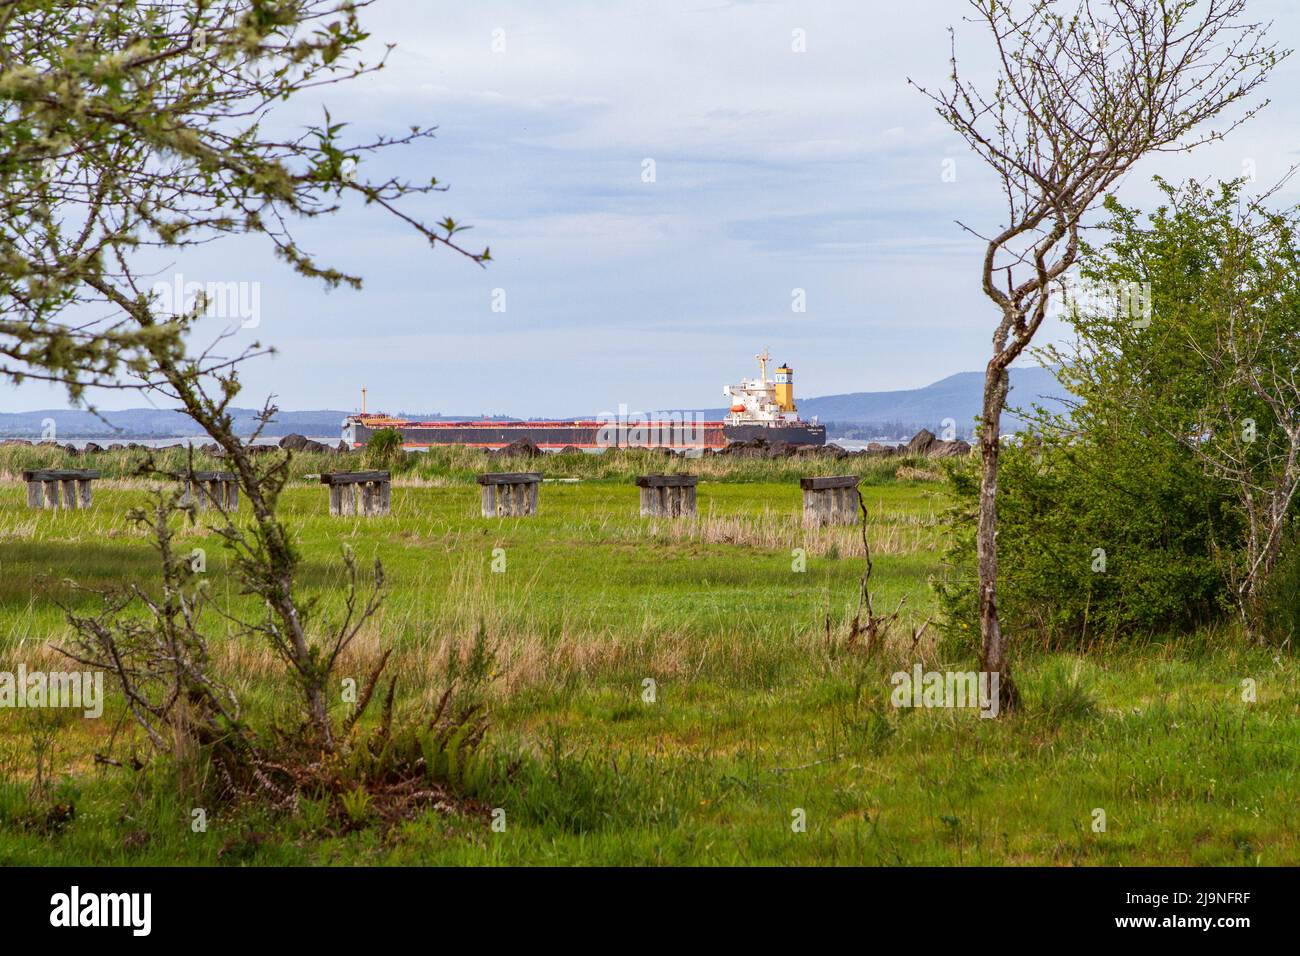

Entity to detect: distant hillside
[671,366,1071,439]
[0,407,558,439]
[0,407,349,439]
[801,366,1070,436]
[0,367,1073,439]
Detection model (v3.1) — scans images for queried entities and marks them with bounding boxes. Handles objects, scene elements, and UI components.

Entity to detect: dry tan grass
[616,505,938,557]
[894,465,943,482]
[201,619,701,704]
[0,638,67,671]
[0,508,216,542]
[0,472,164,489]
[390,476,464,488]
[2,582,941,724]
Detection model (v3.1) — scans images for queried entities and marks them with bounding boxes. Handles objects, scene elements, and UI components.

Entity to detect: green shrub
[1026,658,1100,728]
[364,427,406,470]
[935,179,1294,650]
[1256,525,1300,647]
[936,431,1229,652]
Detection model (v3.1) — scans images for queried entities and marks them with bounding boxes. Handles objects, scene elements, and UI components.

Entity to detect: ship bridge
[724,349,801,425]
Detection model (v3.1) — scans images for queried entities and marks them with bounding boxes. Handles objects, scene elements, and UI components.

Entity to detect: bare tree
[912,0,1284,706]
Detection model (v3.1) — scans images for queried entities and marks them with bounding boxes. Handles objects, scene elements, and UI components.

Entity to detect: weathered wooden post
[333,481,354,516]
[800,475,860,527]
[477,472,542,517]
[360,479,382,516]
[183,471,239,511]
[22,470,102,511]
[636,474,698,517]
[320,471,391,516]
[76,476,93,509]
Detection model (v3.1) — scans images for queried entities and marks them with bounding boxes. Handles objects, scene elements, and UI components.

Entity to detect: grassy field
[0,451,1296,865]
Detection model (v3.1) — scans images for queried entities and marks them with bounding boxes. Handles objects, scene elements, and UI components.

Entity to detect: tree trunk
[977,359,1019,711]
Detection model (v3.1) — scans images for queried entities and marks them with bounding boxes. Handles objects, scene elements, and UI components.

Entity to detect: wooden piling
[22,470,101,511]
[182,472,239,512]
[635,474,698,518]
[320,471,391,517]
[476,472,543,517]
[800,475,860,527]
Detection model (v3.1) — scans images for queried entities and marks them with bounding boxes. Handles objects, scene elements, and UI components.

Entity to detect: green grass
[0,459,1296,865]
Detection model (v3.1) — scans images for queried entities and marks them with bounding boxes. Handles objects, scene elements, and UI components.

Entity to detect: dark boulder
[929,439,972,458]
[279,433,330,453]
[905,429,937,456]
[721,438,767,458]
[492,438,543,459]
[896,429,973,458]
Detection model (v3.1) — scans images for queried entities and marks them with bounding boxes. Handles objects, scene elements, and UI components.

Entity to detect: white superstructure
[724,349,801,425]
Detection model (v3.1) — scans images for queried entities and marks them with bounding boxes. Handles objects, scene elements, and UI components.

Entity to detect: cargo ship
[341,351,826,451]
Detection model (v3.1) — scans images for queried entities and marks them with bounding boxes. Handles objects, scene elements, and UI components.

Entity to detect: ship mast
[361,385,367,415]
[755,347,770,385]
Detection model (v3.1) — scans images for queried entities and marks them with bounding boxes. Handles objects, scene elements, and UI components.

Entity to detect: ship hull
[722,423,828,445]
[344,420,825,450]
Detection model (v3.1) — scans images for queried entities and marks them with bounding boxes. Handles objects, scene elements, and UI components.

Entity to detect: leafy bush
[937,433,1228,652]
[1256,526,1300,648]
[934,178,1300,649]
[364,427,406,470]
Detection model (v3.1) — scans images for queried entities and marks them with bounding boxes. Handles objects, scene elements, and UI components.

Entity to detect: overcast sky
[13,0,1300,416]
